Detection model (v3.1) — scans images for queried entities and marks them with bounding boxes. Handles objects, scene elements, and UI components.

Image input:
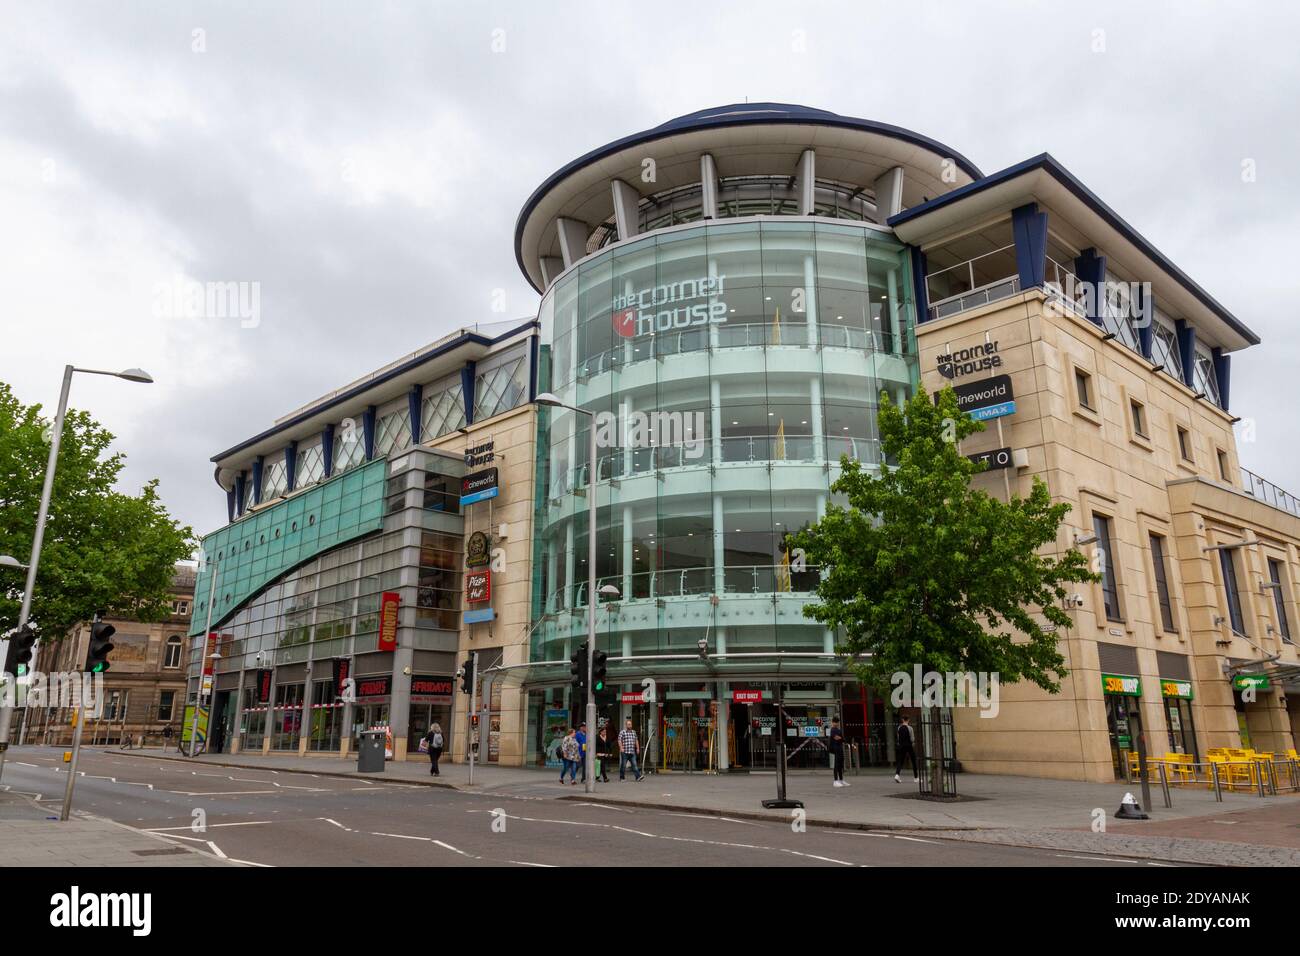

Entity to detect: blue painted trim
[1212,347,1231,410]
[234,472,246,517]
[362,406,376,460]
[1011,203,1047,290]
[321,424,335,478]
[1175,320,1197,389]
[407,384,423,446]
[1136,284,1154,359]
[463,607,496,625]
[515,103,983,291]
[528,335,540,402]
[284,441,297,492]
[251,456,264,505]
[909,245,930,324]
[1073,248,1106,327]
[462,361,477,427]
[208,321,539,464]
[888,153,1259,348]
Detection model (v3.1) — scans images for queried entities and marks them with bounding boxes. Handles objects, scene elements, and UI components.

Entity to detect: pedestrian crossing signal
[86,620,115,674]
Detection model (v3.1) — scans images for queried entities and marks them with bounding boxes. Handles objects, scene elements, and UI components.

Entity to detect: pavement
[94,745,1300,866]
[0,789,236,867]
[3,746,1296,866]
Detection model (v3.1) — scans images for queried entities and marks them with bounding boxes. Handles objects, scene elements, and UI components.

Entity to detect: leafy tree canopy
[789,386,1097,695]
[0,381,194,642]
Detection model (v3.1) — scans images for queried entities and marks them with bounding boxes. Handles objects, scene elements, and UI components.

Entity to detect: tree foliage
[0,381,194,641]
[789,386,1097,694]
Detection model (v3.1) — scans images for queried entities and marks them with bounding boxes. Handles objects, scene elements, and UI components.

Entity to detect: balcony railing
[546,562,822,613]
[1239,467,1300,518]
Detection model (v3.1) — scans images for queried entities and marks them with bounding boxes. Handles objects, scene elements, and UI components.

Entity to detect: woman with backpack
[422,723,445,776]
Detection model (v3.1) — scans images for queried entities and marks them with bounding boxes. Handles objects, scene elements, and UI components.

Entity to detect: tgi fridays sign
[612,274,728,339]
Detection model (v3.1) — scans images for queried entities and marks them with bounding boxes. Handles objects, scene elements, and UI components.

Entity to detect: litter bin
[358,730,386,773]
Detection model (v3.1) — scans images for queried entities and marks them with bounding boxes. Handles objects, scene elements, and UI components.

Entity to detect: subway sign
[1232,674,1269,692]
[612,274,728,339]
[1102,673,1141,696]
[1160,679,1193,700]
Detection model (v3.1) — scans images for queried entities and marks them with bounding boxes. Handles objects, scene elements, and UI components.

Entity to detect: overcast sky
[2,1,1297,537]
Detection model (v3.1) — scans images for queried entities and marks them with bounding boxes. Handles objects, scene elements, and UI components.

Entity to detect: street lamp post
[536,392,601,794]
[0,365,152,786]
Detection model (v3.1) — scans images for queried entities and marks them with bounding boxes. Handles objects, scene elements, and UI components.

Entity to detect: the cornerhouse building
[187,104,1300,782]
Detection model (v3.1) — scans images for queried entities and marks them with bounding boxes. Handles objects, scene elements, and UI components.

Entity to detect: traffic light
[4,623,37,677]
[569,645,588,696]
[591,649,608,693]
[458,658,473,695]
[86,619,115,674]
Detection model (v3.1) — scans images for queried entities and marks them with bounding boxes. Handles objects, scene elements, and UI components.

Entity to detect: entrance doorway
[211,691,233,754]
[1105,695,1142,779]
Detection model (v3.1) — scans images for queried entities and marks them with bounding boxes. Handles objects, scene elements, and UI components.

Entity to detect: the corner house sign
[464,439,494,468]
[612,274,728,338]
[1102,673,1141,696]
[465,531,491,568]
[940,374,1016,422]
[937,340,1001,379]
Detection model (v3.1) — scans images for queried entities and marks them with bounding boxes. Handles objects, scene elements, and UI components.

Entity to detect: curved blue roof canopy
[514,103,983,289]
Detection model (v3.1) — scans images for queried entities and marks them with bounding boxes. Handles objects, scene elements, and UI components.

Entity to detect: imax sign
[611,274,728,338]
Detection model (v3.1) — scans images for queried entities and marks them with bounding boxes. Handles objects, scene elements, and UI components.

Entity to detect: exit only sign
[732,689,762,704]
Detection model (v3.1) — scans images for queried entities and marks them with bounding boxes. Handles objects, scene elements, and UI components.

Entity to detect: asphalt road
[1,748,1173,867]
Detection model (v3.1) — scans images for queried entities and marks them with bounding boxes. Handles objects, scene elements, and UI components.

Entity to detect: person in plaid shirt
[617,718,642,781]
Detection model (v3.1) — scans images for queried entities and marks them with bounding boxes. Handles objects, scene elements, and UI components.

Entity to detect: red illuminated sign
[378,591,399,652]
[355,675,392,700]
[732,689,762,704]
[465,569,491,603]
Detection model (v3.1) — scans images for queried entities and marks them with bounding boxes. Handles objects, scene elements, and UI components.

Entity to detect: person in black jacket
[594,725,615,783]
[894,714,918,783]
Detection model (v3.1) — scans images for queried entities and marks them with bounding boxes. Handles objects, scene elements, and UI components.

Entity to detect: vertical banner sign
[465,568,491,603]
[256,669,273,704]
[201,632,219,697]
[332,658,351,695]
[378,591,400,653]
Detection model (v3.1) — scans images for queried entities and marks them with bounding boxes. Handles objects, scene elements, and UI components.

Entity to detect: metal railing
[1239,466,1300,518]
[549,562,822,613]
[1124,755,1300,801]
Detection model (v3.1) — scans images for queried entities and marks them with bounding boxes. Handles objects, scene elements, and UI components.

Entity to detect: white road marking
[509,860,555,867]
[1054,854,1142,864]
[321,818,353,832]
[474,810,855,865]
[433,839,472,857]
[228,858,273,867]
[891,835,938,844]
[167,790,281,796]
[206,841,228,859]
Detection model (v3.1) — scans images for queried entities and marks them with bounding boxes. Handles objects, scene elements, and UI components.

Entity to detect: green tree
[0,382,194,643]
[788,387,1097,792]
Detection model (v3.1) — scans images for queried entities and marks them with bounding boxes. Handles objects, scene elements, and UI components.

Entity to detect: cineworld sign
[612,274,728,338]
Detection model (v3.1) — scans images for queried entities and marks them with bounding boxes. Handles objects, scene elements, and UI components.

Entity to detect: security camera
[1071,594,1085,608]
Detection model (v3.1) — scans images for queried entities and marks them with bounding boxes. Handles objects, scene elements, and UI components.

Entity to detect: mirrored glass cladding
[531,220,917,664]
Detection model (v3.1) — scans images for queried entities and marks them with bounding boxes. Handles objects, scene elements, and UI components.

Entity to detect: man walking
[829,716,847,787]
[894,713,918,783]
[575,722,588,783]
[617,718,642,781]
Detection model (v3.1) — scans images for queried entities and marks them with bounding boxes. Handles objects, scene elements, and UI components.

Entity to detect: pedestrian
[560,726,581,784]
[575,722,588,783]
[617,718,642,781]
[829,716,848,787]
[422,722,444,777]
[894,713,918,783]
[595,725,614,782]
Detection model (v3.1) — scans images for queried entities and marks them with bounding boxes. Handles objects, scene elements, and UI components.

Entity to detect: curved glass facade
[531,218,917,665]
